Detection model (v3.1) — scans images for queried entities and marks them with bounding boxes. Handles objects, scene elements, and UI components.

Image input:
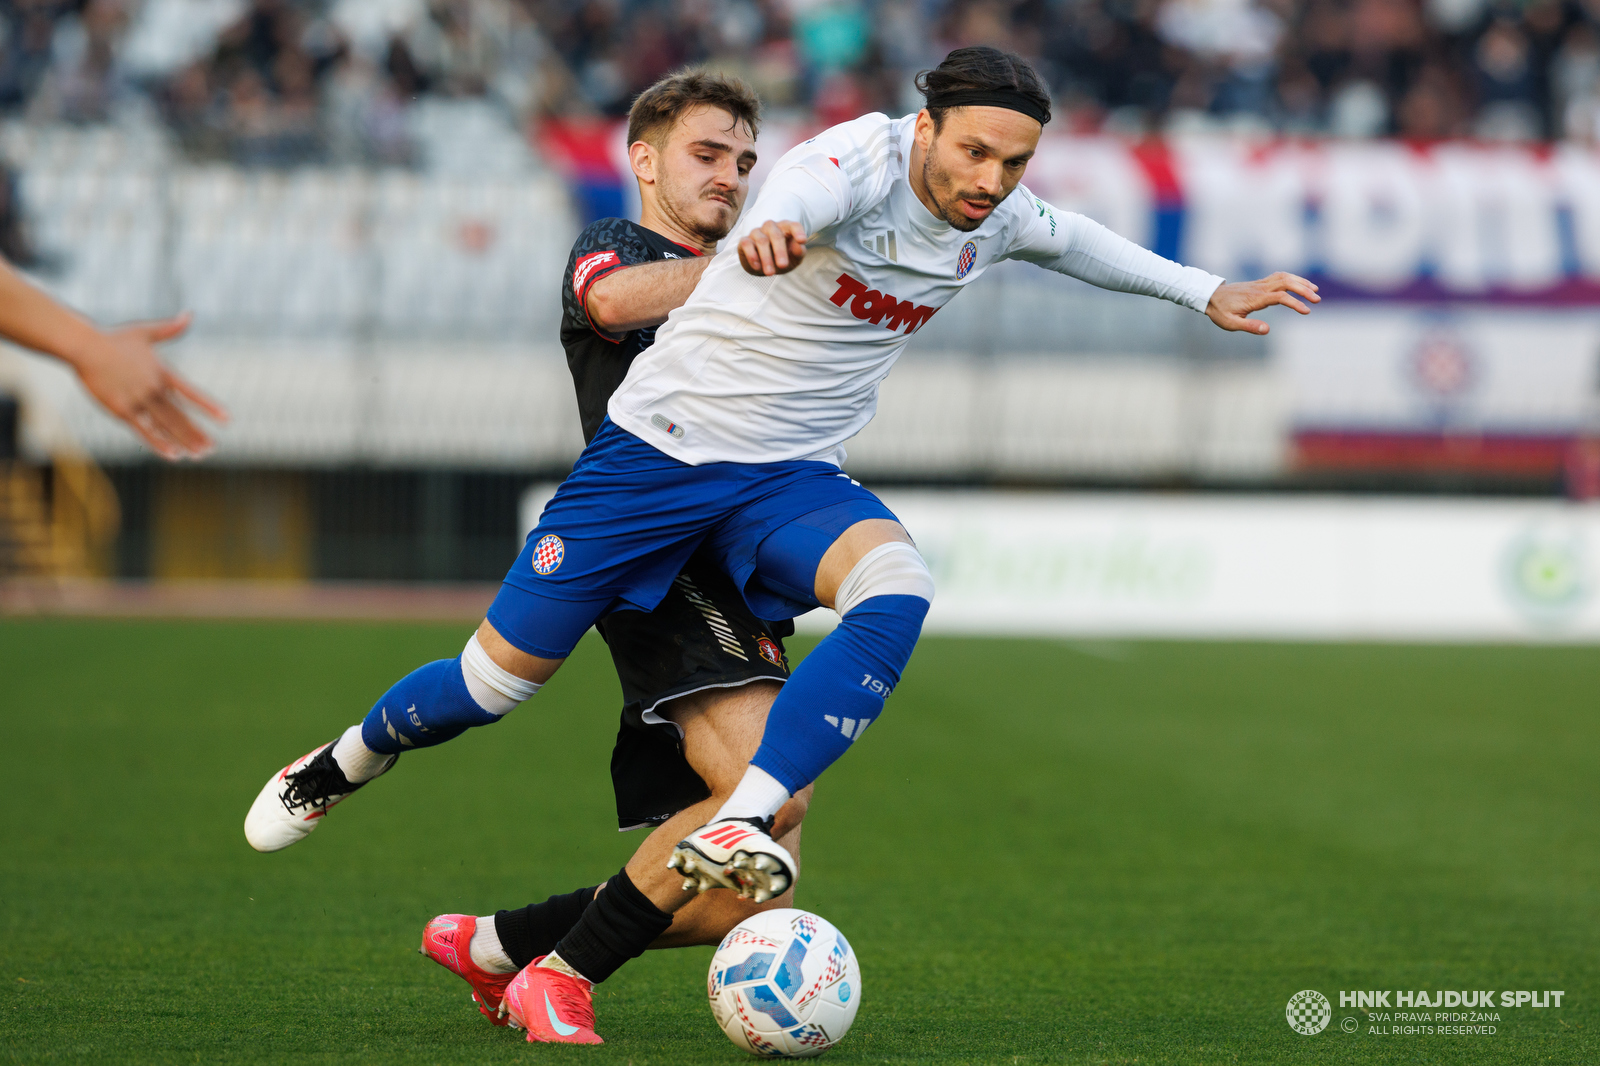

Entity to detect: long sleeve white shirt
[608,112,1224,466]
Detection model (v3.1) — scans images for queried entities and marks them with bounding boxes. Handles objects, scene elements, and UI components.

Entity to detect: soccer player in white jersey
[266,47,1317,1043]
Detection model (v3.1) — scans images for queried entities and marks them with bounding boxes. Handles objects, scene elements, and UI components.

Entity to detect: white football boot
[668,817,795,903]
[244,740,395,852]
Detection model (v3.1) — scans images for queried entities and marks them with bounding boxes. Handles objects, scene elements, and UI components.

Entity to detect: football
[707,908,861,1057]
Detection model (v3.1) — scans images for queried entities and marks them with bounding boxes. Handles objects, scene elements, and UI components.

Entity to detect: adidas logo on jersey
[829,273,937,334]
[864,230,897,261]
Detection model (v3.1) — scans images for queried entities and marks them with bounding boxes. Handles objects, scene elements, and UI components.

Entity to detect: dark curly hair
[915,46,1052,130]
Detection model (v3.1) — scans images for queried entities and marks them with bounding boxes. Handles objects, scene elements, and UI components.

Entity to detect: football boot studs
[668,817,795,903]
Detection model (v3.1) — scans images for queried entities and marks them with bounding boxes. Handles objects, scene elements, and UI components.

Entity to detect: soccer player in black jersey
[427,75,816,1036]
[243,69,809,1040]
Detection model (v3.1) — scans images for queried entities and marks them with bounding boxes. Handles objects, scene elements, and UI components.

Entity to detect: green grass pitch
[2,618,1596,1064]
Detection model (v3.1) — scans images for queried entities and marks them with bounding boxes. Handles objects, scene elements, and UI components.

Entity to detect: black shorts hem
[637,672,787,722]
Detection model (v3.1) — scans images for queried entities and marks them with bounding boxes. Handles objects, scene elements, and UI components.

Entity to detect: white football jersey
[608,112,1224,466]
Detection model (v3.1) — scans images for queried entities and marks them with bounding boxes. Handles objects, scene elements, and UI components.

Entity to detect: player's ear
[914,109,936,150]
[628,140,657,185]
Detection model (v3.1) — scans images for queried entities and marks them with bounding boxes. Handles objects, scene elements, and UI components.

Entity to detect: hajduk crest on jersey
[956,240,977,278]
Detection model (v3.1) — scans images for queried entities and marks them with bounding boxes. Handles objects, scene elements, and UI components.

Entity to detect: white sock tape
[461,633,542,714]
[834,541,934,617]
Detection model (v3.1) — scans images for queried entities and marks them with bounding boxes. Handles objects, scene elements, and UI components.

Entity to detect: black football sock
[551,866,674,984]
[495,885,600,971]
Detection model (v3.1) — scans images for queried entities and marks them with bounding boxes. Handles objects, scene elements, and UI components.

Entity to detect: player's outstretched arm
[0,260,226,458]
[1205,272,1320,336]
[737,220,807,277]
[587,255,713,333]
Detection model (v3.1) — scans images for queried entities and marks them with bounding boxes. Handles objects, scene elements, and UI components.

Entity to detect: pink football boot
[419,914,515,1025]
[502,957,605,1044]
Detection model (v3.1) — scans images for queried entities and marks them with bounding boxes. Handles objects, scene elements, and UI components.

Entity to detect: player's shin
[545,868,675,985]
[501,869,673,1043]
[243,633,539,852]
[733,592,927,814]
[491,885,601,970]
[721,542,934,821]
[353,633,541,760]
[672,543,929,898]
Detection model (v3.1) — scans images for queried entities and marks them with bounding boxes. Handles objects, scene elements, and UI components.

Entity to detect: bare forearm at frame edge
[0,259,103,366]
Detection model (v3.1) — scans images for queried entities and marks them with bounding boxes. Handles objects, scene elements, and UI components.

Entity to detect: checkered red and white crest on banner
[532,534,565,575]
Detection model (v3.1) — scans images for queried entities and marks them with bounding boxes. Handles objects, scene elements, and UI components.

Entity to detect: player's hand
[738,220,807,277]
[1205,272,1320,335]
[70,312,228,459]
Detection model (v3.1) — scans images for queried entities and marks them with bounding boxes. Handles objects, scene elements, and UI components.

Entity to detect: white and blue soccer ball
[708,908,861,1057]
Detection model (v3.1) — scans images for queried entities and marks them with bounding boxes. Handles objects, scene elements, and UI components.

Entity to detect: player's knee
[474,619,564,685]
[834,541,934,617]
[460,632,543,715]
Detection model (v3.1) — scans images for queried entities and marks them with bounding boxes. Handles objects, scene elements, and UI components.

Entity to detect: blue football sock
[749,593,928,794]
[359,656,505,754]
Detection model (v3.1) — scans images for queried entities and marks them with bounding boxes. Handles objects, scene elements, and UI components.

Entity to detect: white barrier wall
[791,492,1600,642]
[6,341,586,466]
[8,340,1289,475]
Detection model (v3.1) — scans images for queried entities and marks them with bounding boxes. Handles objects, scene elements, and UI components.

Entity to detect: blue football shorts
[485,418,897,659]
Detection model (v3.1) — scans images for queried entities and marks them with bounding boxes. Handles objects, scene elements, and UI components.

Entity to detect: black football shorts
[596,544,792,830]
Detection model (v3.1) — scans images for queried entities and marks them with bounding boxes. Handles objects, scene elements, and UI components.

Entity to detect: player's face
[655,105,757,243]
[917,107,1041,232]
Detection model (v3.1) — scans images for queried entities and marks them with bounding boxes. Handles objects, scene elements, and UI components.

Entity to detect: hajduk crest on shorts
[531,534,564,575]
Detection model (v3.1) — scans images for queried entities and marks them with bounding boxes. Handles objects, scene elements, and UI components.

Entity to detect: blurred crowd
[1,0,1599,166]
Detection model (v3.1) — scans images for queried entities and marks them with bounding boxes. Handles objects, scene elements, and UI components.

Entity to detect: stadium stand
[3,0,1599,578]
[3,0,1599,163]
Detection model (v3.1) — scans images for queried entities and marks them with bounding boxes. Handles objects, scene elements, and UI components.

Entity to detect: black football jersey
[560,217,702,445]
